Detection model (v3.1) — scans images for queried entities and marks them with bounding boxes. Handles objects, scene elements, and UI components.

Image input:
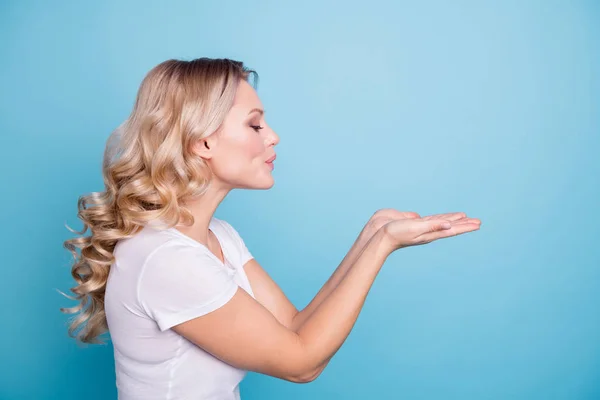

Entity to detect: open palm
[383,211,481,249]
[366,208,473,231]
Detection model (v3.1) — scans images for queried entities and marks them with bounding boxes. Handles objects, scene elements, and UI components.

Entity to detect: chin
[257,177,275,190]
[240,176,275,190]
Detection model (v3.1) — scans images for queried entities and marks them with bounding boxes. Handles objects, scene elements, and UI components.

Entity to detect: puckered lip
[265,154,277,163]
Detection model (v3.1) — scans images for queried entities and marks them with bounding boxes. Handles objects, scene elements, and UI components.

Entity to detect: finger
[376,209,420,219]
[418,219,453,234]
[402,212,421,219]
[444,212,468,221]
[392,210,420,219]
[422,212,466,222]
[417,222,480,242]
[451,218,481,226]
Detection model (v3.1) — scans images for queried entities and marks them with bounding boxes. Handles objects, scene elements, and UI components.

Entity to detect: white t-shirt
[105,217,256,400]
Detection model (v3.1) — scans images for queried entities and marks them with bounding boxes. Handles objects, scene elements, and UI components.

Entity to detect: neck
[175,180,231,244]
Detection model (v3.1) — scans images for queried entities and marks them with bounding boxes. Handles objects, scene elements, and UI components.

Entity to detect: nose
[266,127,280,146]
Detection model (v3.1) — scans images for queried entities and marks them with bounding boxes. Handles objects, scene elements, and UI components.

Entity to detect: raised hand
[381,212,481,251]
[359,209,474,244]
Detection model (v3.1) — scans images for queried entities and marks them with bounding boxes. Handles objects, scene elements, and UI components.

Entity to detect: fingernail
[442,222,451,229]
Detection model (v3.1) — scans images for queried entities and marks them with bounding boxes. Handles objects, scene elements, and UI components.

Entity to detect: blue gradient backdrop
[1,1,599,399]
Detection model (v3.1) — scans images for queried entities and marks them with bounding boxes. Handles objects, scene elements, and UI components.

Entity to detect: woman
[62,57,481,399]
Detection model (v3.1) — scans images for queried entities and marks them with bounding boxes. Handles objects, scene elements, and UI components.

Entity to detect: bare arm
[242,228,371,331]
[291,227,392,377]
[172,214,479,383]
[172,229,393,383]
[289,232,370,332]
[239,221,381,379]
[245,209,423,333]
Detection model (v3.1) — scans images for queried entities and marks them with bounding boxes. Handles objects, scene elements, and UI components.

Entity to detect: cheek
[214,134,265,176]
[245,134,265,158]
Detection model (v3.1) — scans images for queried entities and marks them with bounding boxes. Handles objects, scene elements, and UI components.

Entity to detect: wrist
[367,228,395,258]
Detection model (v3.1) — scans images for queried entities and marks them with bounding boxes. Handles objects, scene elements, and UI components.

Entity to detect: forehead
[230,79,263,112]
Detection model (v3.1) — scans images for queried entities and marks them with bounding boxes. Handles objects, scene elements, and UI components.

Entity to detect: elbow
[278,333,327,384]
[286,371,318,384]
[285,364,324,384]
[301,367,323,383]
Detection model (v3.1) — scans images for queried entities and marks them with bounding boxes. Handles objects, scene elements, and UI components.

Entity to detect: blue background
[1,0,598,399]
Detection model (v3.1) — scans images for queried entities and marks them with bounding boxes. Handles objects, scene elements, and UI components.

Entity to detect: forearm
[294,230,392,376]
[290,231,371,332]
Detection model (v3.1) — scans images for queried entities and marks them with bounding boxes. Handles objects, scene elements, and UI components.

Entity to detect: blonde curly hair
[60,57,258,344]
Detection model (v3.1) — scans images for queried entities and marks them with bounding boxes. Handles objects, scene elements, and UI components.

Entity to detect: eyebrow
[248,108,265,116]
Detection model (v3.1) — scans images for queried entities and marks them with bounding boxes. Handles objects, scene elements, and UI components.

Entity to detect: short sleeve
[138,242,239,331]
[218,219,254,266]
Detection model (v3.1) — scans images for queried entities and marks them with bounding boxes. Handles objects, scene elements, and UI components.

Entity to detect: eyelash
[250,125,264,133]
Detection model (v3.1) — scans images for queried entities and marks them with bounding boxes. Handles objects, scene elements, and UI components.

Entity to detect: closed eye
[250,125,264,132]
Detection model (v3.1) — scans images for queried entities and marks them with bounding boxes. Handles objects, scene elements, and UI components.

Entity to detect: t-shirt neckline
[163,219,236,272]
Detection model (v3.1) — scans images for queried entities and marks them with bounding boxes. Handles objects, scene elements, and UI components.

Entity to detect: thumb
[423,220,452,233]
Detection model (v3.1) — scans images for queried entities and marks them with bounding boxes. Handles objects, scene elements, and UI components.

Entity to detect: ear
[191,137,215,161]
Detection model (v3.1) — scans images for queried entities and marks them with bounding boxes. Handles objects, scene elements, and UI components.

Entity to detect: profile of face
[194,79,280,191]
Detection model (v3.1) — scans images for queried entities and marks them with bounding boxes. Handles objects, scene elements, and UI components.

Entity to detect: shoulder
[143,240,215,272]
[115,222,218,269]
[138,239,228,292]
[115,224,182,265]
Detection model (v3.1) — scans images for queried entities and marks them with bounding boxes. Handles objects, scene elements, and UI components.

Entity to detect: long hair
[60,57,258,344]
